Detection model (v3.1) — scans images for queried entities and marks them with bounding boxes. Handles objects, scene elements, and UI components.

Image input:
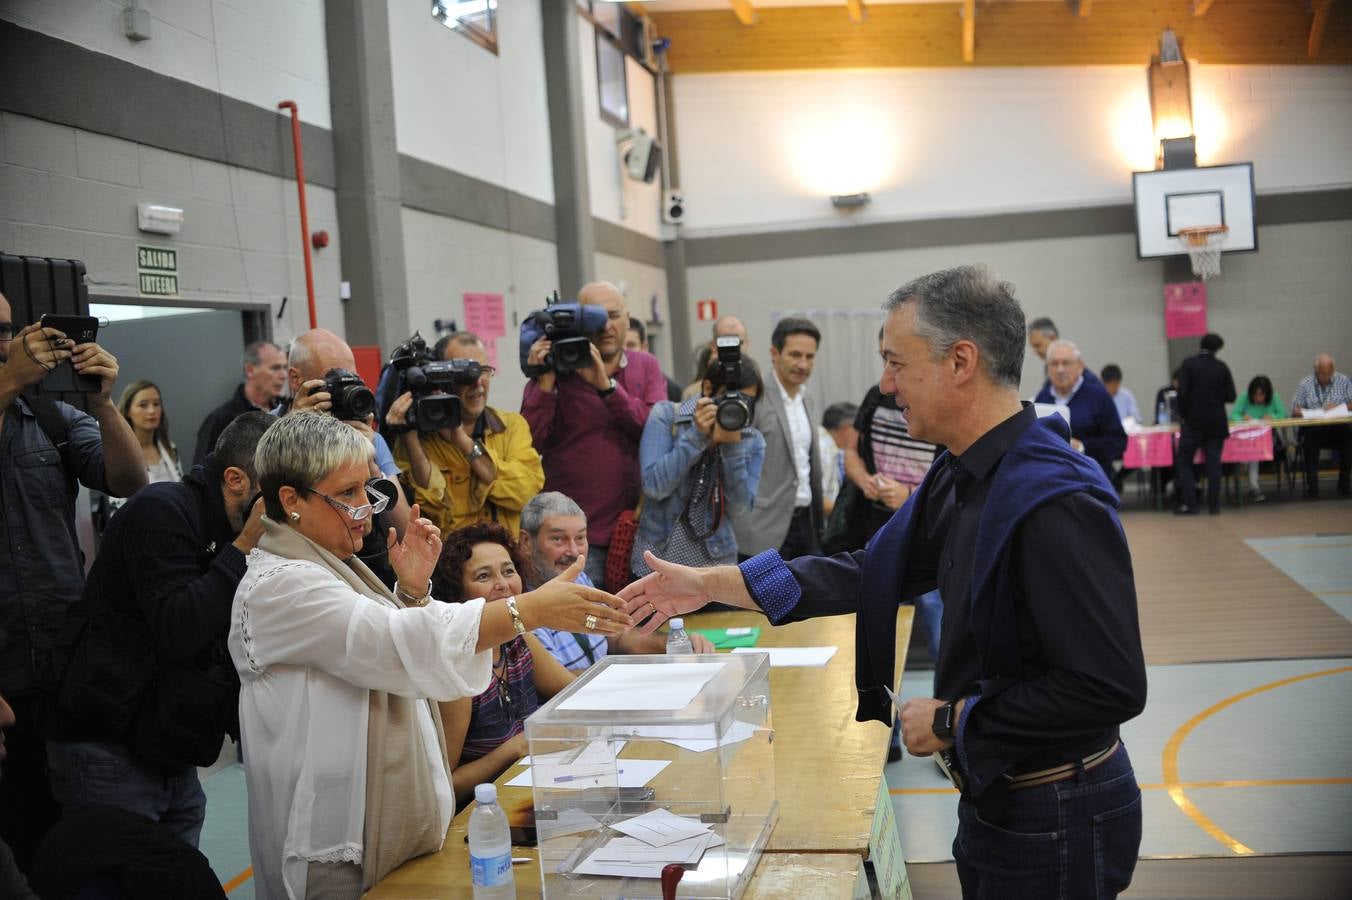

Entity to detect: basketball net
[1177,225,1228,280]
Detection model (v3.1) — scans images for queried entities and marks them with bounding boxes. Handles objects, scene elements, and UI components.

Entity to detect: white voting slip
[609,809,711,847]
[652,719,758,753]
[573,832,726,878]
[503,758,670,790]
[731,646,837,667]
[557,661,725,710]
[1301,404,1350,420]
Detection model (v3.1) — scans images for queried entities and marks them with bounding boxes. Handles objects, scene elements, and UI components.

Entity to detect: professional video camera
[713,335,755,431]
[518,292,609,378]
[387,332,482,432]
[314,368,376,421]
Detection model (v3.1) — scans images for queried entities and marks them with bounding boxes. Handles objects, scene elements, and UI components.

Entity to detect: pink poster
[1164,281,1207,339]
[463,292,506,369]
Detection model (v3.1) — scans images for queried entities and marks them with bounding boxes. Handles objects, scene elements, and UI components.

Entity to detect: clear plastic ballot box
[523,653,777,898]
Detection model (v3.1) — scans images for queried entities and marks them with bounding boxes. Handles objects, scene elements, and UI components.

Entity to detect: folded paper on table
[557,661,725,711]
[610,809,711,847]
[573,833,726,878]
[504,758,671,790]
[1300,404,1350,420]
[731,646,837,667]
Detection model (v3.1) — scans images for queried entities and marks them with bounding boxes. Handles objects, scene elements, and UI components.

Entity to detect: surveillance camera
[663,189,685,225]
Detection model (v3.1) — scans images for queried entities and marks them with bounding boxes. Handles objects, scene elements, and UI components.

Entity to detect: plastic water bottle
[469,783,516,898]
[1156,401,1169,425]
[666,618,694,655]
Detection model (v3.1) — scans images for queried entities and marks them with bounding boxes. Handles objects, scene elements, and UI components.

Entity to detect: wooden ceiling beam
[962,0,975,63]
[847,0,866,23]
[1310,0,1334,57]
[730,0,756,27]
[1194,0,1217,16]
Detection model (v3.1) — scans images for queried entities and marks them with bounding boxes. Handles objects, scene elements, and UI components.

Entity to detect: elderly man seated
[1291,353,1352,498]
[1034,339,1126,483]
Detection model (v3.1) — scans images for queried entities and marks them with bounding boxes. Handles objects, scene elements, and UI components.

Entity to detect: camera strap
[680,448,725,539]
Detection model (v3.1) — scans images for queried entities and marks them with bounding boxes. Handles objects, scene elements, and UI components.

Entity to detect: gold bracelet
[504,597,526,635]
[396,584,432,607]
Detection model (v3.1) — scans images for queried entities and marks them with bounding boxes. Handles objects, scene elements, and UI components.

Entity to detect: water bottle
[1156,401,1168,426]
[666,618,694,655]
[469,783,516,898]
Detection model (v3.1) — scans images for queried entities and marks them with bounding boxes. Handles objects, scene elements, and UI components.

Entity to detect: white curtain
[772,308,887,412]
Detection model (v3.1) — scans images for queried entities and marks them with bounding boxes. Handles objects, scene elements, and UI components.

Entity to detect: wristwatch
[598,377,618,398]
[467,441,487,462]
[932,702,956,742]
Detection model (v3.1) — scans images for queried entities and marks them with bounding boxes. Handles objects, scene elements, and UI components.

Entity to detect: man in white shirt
[732,318,824,560]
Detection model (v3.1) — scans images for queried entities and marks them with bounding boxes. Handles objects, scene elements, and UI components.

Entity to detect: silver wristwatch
[467,441,487,462]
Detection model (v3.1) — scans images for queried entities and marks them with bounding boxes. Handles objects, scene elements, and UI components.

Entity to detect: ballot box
[523,653,777,898]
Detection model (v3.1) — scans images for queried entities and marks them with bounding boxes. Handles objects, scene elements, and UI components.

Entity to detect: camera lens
[343,385,376,419]
[716,397,750,432]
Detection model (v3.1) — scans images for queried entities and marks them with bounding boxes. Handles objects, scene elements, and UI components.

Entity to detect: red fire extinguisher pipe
[277,100,317,329]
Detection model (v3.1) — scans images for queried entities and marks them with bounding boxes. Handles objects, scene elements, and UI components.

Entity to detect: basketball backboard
[1132,163,1256,259]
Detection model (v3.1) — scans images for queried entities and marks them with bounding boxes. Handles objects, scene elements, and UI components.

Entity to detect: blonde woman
[118,379,183,484]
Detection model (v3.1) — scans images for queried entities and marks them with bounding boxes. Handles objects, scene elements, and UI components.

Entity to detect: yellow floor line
[1161,665,1352,856]
[889,776,1352,796]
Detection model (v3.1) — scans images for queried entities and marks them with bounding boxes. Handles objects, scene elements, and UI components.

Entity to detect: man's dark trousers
[1177,431,1224,513]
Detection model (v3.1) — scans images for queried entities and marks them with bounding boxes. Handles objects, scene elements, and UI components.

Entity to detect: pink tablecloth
[1121,425,1274,469]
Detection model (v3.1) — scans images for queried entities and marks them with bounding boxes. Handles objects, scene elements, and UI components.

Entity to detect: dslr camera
[387,333,482,432]
[713,336,755,431]
[518,292,609,378]
[314,368,376,421]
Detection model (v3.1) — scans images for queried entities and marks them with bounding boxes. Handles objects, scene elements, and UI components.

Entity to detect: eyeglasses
[0,323,13,341]
[478,365,497,378]
[305,484,390,521]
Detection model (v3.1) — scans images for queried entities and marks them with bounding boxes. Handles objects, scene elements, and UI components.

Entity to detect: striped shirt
[861,393,939,486]
[459,635,539,764]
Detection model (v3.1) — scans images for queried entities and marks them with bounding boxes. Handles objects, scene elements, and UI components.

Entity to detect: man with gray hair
[1290,353,1352,498]
[193,340,286,466]
[1026,317,1058,361]
[519,492,711,670]
[620,265,1147,897]
[1034,339,1126,483]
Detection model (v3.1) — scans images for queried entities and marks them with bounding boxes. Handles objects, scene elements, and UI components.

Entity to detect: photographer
[46,412,273,847]
[521,281,667,589]
[631,345,767,580]
[0,292,147,870]
[385,332,543,539]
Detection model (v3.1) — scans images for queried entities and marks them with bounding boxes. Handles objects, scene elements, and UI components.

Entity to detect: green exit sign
[137,245,179,297]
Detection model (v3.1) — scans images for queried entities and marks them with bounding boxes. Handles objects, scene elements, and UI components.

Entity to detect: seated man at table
[1034,339,1126,483]
[1291,353,1352,498]
[519,492,711,669]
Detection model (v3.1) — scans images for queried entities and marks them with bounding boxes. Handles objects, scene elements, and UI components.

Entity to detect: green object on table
[691,627,761,649]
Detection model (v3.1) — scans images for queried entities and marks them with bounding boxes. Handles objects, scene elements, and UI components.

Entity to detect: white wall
[595,251,672,371]
[0,0,332,128]
[673,65,1352,235]
[387,1,554,204]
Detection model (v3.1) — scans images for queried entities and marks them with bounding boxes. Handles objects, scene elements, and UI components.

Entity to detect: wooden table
[368,606,914,898]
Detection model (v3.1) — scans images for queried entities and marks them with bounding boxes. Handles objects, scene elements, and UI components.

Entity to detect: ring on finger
[584,613,598,631]
[646,601,657,618]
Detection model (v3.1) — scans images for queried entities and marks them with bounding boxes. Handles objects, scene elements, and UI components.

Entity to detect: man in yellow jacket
[386,332,543,538]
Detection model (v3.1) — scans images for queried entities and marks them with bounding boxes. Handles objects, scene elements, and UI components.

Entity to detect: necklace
[493,642,515,717]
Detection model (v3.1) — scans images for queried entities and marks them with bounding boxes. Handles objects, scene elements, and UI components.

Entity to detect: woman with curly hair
[432,521,576,806]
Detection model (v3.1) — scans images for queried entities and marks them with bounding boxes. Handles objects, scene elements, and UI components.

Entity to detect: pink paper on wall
[463,292,506,370]
[1164,281,1207,339]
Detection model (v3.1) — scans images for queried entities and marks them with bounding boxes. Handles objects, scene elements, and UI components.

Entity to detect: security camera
[615,128,662,184]
[663,189,685,225]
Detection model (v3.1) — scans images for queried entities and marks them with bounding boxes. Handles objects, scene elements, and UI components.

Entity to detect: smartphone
[37,313,101,394]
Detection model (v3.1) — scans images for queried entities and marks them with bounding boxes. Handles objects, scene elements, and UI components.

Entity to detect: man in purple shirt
[521,281,666,589]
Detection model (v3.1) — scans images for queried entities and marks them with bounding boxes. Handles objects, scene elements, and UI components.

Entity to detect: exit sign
[697,299,718,321]
[137,244,179,297]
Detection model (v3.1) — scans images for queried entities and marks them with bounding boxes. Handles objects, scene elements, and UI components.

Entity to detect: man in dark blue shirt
[621,266,1147,899]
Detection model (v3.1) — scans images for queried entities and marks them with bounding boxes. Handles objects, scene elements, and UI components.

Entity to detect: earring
[289,511,301,521]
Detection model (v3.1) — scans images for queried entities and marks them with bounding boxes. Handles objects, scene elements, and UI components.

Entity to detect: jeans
[778,507,821,560]
[46,740,207,847]
[1177,432,1224,512]
[953,743,1142,900]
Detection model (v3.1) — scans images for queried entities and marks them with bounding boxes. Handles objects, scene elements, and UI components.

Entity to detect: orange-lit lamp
[1148,29,1195,169]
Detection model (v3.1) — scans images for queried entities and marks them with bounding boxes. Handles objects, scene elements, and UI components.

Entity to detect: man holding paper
[620,266,1148,899]
[1290,354,1352,498]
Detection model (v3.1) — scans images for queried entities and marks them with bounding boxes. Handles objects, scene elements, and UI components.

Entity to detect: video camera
[314,368,376,421]
[713,336,755,431]
[518,292,609,378]
[387,333,482,432]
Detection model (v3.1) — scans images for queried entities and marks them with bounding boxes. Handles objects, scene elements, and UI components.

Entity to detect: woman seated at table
[229,411,630,900]
[431,522,577,807]
[1230,374,1286,502]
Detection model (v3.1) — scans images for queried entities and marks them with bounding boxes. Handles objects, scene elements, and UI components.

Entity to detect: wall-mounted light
[830,192,871,210]
[1148,28,1194,169]
[136,203,183,235]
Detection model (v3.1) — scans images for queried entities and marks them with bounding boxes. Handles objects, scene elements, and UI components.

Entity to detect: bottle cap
[475,783,498,805]
[669,618,683,630]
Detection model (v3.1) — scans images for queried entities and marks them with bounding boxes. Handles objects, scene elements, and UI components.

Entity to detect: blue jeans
[46,740,207,847]
[953,743,1141,899]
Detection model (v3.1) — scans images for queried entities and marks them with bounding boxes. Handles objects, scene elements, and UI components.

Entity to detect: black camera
[519,292,609,377]
[713,336,754,431]
[387,333,482,432]
[315,368,376,421]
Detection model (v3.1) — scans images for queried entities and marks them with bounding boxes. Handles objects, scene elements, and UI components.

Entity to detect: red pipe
[278,100,318,329]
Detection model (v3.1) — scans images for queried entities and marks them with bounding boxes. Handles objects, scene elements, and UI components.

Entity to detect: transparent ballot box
[524,653,777,899]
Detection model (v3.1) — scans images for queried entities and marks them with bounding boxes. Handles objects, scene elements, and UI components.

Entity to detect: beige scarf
[257,520,450,889]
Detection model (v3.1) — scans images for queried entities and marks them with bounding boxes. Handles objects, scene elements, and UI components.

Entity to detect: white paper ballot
[557,662,725,711]
[610,809,711,847]
[573,833,725,878]
[1301,404,1350,420]
[535,807,602,841]
[655,719,759,753]
[504,758,671,790]
[520,739,625,767]
[732,646,837,667]
[1033,402,1072,427]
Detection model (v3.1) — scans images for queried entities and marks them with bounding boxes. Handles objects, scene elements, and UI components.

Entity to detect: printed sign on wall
[1164,281,1207,339]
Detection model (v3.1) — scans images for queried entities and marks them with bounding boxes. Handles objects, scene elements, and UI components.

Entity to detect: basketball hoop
[1177,225,1228,280]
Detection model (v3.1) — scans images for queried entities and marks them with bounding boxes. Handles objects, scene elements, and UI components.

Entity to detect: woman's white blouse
[229,548,492,900]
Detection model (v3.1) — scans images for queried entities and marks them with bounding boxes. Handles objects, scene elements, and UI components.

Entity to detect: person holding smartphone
[0,292,146,871]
